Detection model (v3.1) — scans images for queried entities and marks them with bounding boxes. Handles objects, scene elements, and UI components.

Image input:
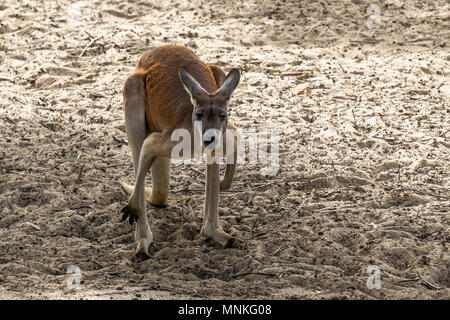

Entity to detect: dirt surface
[0,0,449,300]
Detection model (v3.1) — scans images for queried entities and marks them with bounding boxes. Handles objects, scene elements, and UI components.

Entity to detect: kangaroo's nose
[203,135,215,147]
[202,130,219,147]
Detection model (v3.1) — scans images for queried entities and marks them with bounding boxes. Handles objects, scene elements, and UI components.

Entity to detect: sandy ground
[0,0,449,299]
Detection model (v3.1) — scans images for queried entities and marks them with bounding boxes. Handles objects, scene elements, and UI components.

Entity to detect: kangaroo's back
[136,45,218,132]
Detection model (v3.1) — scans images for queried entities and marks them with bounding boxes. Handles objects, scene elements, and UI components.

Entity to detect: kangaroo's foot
[122,182,167,207]
[132,251,150,263]
[122,182,152,202]
[133,217,153,263]
[120,196,154,261]
[201,226,242,249]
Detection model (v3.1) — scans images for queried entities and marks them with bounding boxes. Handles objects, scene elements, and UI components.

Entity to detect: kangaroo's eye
[219,113,226,119]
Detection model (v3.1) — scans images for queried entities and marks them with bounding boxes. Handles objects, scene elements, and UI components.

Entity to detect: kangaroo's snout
[203,129,220,148]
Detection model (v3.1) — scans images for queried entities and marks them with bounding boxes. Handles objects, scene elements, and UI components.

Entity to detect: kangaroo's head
[180,67,240,148]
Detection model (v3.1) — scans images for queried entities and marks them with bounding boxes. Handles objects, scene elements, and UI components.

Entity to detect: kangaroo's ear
[216,68,240,101]
[179,67,208,104]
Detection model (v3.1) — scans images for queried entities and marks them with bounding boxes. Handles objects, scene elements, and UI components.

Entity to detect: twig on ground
[92,260,103,269]
[76,163,85,183]
[0,77,14,83]
[79,35,102,57]
[189,167,205,176]
[350,39,381,44]
[279,71,313,79]
[253,180,280,190]
[70,204,94,210]
[3,116,16,125]
[25,222,41,231]
[419,273,442,290]
[90,271,120,277]
[414,205,425,219]
[173,188,245,194]
[113,136,128,145]
[292,197,307,216]
[85,31,105,46]
[230,271,277,279]
[368,129,384,139]
[172,187,192,194]
[187,203,195,218]
[332,96,355,101]
[395,277,420,285]
[401,38,434,44]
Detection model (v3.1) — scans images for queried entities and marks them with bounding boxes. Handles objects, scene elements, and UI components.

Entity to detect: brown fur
[131,45,223,133]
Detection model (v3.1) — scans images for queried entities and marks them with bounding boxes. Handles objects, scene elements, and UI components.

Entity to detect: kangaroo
[120,45,241,262]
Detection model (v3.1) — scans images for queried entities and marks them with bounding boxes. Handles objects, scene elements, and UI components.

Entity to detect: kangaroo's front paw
[120,205,139,224]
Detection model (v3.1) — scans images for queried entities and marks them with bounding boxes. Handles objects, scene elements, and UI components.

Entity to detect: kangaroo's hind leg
[121,72,172,261]
[121,72,153,262]
[123,72,147,175]
[121,72,153,203]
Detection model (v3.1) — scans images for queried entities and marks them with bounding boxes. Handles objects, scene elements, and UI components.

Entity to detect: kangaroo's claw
[131,251,150,263]
[121,205,139,225]
[202,227,244,249]
[224,236,244,249]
